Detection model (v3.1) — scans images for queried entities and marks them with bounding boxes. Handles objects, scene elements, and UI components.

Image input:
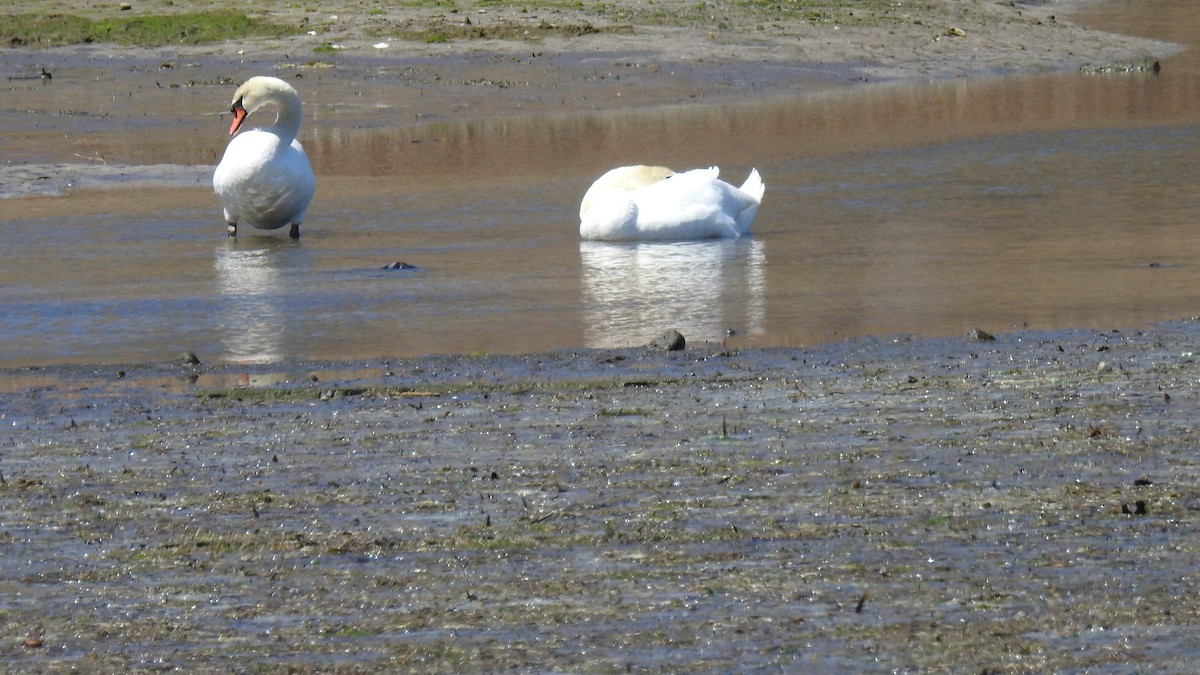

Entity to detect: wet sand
[4,0,1200,670]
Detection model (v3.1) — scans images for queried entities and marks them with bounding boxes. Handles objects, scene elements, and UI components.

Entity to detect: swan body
[579,165,765,241]
[213,76,315,239]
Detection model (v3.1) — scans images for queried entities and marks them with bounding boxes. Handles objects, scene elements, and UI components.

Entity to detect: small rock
[178,351,201,366]
[1121,500,1148,516]
[966,328,995,342]
[648,329,685,351]
[382,261,418,271]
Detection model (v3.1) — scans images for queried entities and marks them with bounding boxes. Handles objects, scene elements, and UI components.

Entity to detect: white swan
[579,165,765,241]
[213,76,316,239]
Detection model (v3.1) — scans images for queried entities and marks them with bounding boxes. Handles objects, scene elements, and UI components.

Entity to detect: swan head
[227,76,302,136]
[592,165,676,191]
[580,165,676,221]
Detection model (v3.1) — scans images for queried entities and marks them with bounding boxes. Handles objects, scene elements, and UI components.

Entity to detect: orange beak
[228,106,247,136]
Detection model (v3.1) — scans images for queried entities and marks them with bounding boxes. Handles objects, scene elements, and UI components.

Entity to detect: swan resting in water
[579,165,765,241]
[213,76,316,239]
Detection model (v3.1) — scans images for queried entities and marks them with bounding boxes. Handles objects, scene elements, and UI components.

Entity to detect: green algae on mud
[0,0,1144,56]
[4,323,1200,670]
[0,11,299,47]
[386,19,625,45]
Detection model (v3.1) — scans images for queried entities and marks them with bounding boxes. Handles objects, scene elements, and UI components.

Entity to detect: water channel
[1,1,1198,366]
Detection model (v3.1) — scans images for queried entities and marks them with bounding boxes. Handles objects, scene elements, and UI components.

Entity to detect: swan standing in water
[213,76,316,239]
[579,165,765,241]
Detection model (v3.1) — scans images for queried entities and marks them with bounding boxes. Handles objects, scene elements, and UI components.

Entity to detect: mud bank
[0,0,1180,202]
[4,322,1200,670]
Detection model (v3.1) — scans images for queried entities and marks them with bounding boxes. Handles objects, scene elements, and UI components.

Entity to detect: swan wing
[577,165,764,241]
[628,168,760,239]
[580,189,640,240]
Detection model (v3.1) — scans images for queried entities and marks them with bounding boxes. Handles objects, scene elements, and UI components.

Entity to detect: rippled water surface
[2,1,1199,367]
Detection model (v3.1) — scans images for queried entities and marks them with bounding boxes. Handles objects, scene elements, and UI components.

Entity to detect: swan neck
[269,91,303,143]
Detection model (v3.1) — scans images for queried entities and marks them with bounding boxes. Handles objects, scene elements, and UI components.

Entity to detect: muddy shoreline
[5,321,1200,670]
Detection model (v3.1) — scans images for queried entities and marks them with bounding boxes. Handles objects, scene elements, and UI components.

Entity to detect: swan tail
[739,168,765,203]
[734,202,760,235]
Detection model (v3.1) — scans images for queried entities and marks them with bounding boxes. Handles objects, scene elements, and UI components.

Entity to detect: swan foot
[289,223,300,239]
[227,223,237,237]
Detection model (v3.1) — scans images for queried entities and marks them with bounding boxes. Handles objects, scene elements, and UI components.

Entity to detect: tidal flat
[4,323,1200,671]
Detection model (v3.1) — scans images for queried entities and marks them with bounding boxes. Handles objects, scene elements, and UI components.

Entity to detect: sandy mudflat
[3,1,1199,671]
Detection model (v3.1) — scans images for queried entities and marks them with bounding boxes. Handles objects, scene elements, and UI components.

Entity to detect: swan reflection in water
[580,238,767,349]
[213,240,310,364]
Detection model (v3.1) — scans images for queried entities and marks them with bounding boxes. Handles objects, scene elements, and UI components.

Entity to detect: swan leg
[289,223,301,239]
[227,223,237,237]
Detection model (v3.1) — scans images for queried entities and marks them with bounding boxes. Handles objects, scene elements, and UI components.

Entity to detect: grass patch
[0,11,300,47]
[387,19,626,43]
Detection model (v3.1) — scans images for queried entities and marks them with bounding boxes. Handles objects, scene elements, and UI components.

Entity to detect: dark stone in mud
[382,261,419,271]
[177,351,201,366]
[1122,500,1148,515]
[648,329,686,351]
[966,327,996,341]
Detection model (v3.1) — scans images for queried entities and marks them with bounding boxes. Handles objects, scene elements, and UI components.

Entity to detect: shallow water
[1,1,1199,367]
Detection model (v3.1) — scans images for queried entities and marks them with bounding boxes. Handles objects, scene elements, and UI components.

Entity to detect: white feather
[213,76,316,237]
[580,165,765,241]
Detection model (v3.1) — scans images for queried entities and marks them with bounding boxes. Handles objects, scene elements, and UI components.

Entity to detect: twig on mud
[529,508,567,524]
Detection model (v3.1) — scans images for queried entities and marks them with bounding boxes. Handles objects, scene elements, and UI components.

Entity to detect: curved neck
[267,89,303,143]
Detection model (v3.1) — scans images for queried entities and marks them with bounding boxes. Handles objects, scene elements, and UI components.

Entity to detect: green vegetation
[385,19,617,43]
[0,10,299,47]
[0,0,949,50]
